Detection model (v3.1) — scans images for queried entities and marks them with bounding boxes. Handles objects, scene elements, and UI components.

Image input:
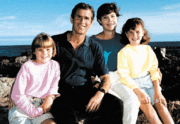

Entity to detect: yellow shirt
[117,44,160,89]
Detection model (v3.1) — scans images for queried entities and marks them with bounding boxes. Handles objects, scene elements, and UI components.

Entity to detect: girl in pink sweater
[8,33,60,124]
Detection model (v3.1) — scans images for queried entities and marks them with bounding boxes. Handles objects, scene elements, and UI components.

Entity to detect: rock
[15,56,28,64]
[1,49,180,123]
[0,77,15,124]
[0,53,30,77]
[1,59,10,66]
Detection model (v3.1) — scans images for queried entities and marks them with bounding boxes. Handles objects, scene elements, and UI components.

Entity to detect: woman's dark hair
[97,3,121,25]
[71,2,95,21]
[120,17,151,45]
[31,33,56,60]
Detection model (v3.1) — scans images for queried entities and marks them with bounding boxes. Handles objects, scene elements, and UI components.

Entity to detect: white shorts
[109,71,161,105]
[8,97,53,124]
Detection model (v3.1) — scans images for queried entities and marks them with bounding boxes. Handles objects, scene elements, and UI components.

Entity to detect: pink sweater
[11,59,60,118]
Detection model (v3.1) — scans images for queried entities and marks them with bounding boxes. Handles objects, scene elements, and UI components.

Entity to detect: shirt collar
[84,36,89,46]
[65,31,89,46]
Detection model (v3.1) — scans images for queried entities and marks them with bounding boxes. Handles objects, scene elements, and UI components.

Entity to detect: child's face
[99,12,118,31]
[125,25,144,46]
[34,47,53,64]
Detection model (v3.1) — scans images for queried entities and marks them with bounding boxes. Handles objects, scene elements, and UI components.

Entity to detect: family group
[8,2,174,124]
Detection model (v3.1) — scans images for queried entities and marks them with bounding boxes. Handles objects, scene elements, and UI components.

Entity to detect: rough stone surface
[1,48,180,124]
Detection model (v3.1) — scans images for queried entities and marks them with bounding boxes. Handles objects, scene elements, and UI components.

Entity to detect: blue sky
[0,0,180,45]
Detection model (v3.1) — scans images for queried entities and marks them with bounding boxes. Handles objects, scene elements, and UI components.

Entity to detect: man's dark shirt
[52,31,109,87]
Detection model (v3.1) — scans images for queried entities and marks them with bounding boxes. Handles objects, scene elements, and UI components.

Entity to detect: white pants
[109,71,140,124]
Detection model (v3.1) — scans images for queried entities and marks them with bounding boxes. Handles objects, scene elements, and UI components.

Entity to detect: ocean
[0,41,180,57]
[0,45,31,57]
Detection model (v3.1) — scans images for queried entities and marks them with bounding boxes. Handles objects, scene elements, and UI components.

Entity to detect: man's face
[71,9,93,35]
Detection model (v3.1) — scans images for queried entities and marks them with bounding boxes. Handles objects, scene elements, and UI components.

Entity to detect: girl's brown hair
[120,17,150,45]
[31,33,56,60]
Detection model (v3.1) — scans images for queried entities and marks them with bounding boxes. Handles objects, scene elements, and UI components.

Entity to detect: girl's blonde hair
[31,33,56,60]
[120,17,151,45]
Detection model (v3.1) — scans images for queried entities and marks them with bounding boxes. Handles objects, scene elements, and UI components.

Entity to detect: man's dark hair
[71,2,95,21]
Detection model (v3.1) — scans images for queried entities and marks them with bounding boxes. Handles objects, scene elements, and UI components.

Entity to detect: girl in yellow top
[117,17,174,124]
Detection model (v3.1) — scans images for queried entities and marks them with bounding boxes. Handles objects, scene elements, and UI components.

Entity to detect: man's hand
[86,74,110,112]
[86,91,104,112]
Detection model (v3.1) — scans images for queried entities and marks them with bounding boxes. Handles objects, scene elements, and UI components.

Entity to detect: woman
[91,3,140,124]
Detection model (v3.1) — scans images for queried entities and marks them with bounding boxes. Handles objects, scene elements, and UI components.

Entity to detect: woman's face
[125,25,144,46]
[98,12,118,31]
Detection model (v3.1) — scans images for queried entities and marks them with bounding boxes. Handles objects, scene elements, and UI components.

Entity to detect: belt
[59,83,93,94]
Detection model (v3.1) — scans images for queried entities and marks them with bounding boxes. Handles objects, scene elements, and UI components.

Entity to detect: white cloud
[52,14,71,28]
[0,16,16,20]
[116,11,180,35]
[162,3,180,10]
[0,21,15,29]
[0,9,179,40]
[0,38,32,41]
[143,12,180,34]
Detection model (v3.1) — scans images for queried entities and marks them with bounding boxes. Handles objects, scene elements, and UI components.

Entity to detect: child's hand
[40,95,54,113]
[154,90,167,107]
[138,91,151,104]
[133,88,150,104]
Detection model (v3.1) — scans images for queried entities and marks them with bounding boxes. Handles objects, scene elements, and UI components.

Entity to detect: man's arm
[98,74,111,93]
[86,74,111,112]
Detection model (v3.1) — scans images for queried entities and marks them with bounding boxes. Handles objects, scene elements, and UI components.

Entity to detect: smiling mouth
[78,24,86,29]
[107,23,114,26]
[42,56,48,59]
[132,38,139,41]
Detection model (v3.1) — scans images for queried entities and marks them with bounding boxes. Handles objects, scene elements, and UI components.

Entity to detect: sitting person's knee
[41,119,56,124]
[124,96,140,108]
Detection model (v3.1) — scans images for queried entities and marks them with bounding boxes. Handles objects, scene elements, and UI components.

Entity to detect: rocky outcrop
[0,52,30,77]
[0,48,180,124]
[0,77,15,124]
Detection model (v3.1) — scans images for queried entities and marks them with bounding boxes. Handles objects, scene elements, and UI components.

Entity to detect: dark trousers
[50,84,123,124]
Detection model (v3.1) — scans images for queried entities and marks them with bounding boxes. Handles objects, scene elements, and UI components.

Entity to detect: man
[50,2,123,124]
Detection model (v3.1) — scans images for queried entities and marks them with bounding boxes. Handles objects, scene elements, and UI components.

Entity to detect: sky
[0,0,180,45]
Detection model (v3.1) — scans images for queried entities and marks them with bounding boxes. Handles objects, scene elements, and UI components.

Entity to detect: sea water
[0,45,31,57]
